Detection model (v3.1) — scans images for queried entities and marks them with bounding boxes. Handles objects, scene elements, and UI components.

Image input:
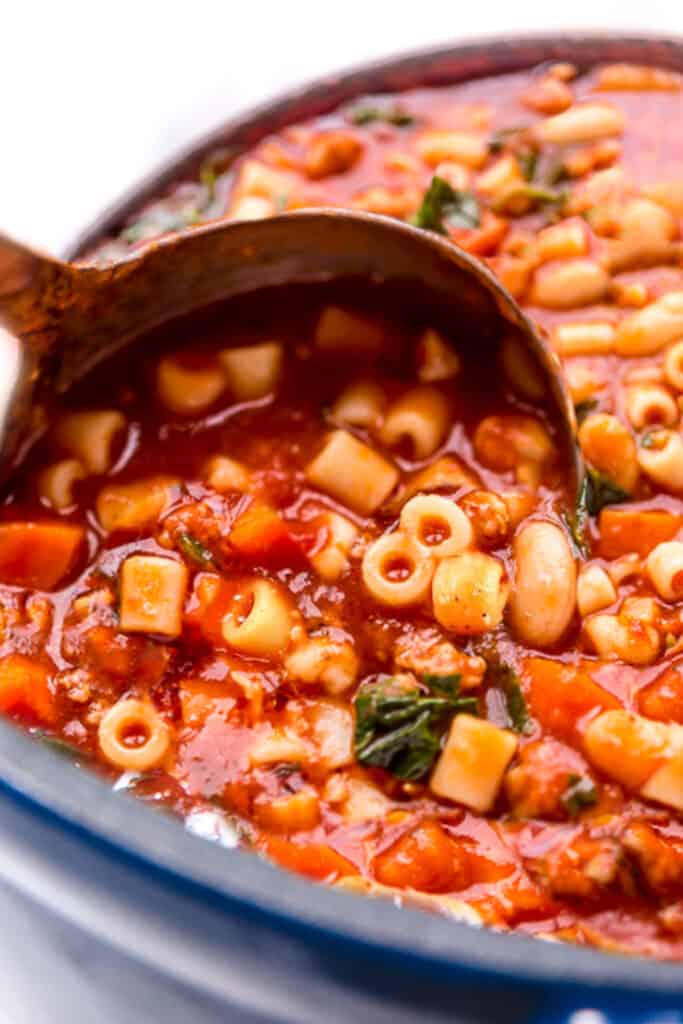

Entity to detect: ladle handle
[0,232,73,341]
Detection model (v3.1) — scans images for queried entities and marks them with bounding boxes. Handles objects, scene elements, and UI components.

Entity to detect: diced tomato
[522,657,619,744]
[373,820,469,893]
[451,212,509,256]
[0,522,84,590]
[185,572,237,645]
[638,663,683,724]
[229,502,306,567]
[0,654,55,723]
[598,507,682,559]
[259,835,357,881]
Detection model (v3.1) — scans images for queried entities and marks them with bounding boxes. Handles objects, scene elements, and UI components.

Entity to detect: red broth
[11,59,683,959]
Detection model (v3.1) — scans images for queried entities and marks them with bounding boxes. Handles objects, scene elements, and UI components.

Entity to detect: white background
[2,1,683,253]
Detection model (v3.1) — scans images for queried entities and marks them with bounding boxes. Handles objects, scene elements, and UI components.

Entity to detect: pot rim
[27,28,683,991]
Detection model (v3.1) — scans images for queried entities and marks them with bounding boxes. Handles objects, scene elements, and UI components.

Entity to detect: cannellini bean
[625,384,678,430]
[646,541,683,602]
[553,322,615,357]
[614,292,683,356]
[578,413,639,492]
[637,429,683,492]
[432,551,508,635]
[415,131,488,169]
[535,103,625,145]
[509,521,576,648]
[529,260,610,310]
[596,63,681,92]
[664,340,683,391]
[476,154,524,198]
[536,220,588,262]
[577,564,617,617]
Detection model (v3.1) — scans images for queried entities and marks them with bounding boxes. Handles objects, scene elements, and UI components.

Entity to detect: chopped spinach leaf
[479,654,532,735]
[518,146,540,182]
[348,104,415,127]
[413,176,481,235]
[491,183,567,214]
[584,466,630,516]
[199,147,238,200]
[487,125,530,154]
[353,673,476,781]
[177,532,215,568]
[562,774,598,817]
[566,466,630,557]
[574,398,598,425]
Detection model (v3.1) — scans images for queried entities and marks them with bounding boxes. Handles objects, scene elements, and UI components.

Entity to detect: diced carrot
[259,835,357,881]
[0,654,55,723]
[373,821,469,893]
[229,502,306,567]
[638,663,683,724]
[522,657,619,744]
[179,677,238,727]
[0,522,84,590]
[598,507,682,559]
[452,212,509,256]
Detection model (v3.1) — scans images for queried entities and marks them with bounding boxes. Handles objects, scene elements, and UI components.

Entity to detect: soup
[9,59,683,959]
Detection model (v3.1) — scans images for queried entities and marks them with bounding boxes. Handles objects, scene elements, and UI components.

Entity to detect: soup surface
[8,59,683,959]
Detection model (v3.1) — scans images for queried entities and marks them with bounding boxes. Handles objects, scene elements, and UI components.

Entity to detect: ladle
[0,209,579,491]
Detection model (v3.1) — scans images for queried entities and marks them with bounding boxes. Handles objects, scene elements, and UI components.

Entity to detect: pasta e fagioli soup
[7,55,683,960]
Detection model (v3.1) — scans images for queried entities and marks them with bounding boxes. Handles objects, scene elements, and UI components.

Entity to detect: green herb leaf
[478,653,532,735]
[413,176,481,235]
[491,183,567,214]
[518,146,540,182]
[640,430,659,449]
[487,125,530,154]
[348,104,415,127]
[353,673,477,780]
[566,466,630,558]
[562,774,598,817]
[177,532,215,568]
[584,466,630,516]
[199,147,237,201]
[574,398,598,425]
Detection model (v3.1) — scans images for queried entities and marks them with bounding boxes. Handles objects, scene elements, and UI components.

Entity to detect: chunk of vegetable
[229,502,305,567]
[119,555,188,637]
[0,522,84,590]
[0,655,55,723]
[96,476,180,532]
[429,714,517,812]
